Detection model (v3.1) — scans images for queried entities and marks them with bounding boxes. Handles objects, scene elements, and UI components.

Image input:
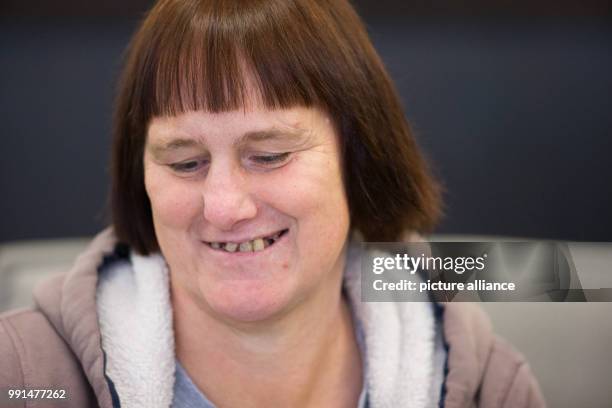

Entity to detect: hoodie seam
[102,349,122,408]
[499,364,524,408]
[1,317,30,407]
[496,348,524,407]
[470,332,499,407]
[434,302,449,408]
[56,274,70,349]
[97,242,131,408]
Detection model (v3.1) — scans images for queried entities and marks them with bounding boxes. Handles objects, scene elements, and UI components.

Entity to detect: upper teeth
[209,231,283,253]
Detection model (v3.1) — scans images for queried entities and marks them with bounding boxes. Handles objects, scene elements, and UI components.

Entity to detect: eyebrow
[149,127,308,155]
[148,138,200,157]
[235,128,307,146]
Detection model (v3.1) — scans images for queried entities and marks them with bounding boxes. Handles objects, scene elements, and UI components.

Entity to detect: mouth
[204,229,289,253]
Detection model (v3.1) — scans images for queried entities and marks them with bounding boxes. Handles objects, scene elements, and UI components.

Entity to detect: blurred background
[1,0,611,242]
[1,1,612,407]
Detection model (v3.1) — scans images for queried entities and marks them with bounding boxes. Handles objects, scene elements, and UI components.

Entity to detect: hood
[30,228,495,408]
[32,228,117,408]
[442,302,495,407]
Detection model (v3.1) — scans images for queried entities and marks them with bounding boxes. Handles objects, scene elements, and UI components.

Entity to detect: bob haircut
[111,0,442,255]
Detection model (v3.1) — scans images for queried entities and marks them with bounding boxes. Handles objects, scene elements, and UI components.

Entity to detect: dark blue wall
[1,18,611,241]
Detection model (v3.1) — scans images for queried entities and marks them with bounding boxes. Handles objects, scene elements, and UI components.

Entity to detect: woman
[0,0,545,407]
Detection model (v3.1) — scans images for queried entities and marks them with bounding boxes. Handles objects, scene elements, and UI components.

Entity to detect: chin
[199,279,297,324]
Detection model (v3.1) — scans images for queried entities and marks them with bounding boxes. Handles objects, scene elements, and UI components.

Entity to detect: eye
[248,152,291,168]
[169,159,208,173]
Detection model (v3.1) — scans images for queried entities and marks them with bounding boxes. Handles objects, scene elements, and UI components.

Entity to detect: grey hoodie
[0,229,546,407]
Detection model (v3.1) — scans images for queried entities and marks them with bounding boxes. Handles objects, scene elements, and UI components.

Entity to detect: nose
[201,161,258,231]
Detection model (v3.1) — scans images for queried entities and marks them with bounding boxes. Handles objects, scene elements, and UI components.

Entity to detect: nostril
[201,175,258,231]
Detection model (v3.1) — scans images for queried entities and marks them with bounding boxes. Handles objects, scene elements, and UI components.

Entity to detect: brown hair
[111,0,442,255]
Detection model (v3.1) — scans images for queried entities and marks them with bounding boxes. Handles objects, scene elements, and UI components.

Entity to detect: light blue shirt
[172,360,368,408]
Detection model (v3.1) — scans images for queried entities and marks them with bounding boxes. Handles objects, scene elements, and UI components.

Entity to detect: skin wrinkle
[149,126,312,157]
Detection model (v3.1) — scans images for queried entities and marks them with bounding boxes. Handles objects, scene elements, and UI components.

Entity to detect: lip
[202,228,289,257]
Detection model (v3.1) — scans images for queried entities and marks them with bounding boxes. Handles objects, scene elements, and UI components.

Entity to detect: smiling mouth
[205,229,289,253]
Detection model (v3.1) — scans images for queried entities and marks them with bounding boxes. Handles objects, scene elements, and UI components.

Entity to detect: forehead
[146,105,333,144]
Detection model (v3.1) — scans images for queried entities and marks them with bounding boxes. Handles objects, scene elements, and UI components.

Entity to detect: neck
[172,271,363,408]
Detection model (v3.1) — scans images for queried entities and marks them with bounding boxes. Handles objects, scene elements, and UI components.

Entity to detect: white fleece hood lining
[96,243,439,408]
[97,253,175,408]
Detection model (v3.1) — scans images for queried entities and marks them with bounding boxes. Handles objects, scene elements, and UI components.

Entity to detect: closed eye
[248,152,291,168]
[169,159,207,173]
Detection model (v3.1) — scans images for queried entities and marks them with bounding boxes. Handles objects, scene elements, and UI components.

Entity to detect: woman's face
[144,104,350,323]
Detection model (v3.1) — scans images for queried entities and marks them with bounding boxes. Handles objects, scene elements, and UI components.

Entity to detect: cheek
[144,166,202,230]
[259,153,349,240]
